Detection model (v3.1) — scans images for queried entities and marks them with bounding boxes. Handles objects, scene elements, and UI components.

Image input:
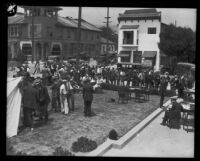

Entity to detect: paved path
[104,110,194,158]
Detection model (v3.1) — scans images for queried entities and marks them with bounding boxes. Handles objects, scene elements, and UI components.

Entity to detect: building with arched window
[8,6,101,61]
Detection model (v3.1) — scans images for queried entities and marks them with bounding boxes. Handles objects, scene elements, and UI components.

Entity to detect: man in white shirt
[60,79,69,115]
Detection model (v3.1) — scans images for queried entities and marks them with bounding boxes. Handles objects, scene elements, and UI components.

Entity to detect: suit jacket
[22,85,39,109]
[83,84,94,102]
[169,102,183,119]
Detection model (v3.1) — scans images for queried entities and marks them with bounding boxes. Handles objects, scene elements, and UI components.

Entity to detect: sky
[17,7,197,32]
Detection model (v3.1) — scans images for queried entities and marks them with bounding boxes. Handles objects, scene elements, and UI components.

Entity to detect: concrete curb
[76,99,172,157]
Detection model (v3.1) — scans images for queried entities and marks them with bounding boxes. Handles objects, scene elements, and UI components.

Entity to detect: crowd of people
[13,59,194,131]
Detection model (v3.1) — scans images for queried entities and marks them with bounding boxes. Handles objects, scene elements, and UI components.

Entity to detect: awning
[120,25,139,29]
[118,62,142,65]
[117,54,130,57]
[20,41,32,50]
[143,51,157,58]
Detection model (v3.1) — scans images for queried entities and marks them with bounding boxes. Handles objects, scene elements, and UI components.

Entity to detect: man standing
[159,76,168,108]
[82,79,94,117]
[51,76,61,112]
[22,78,38,131]
[36,78,50,121]
[60,79,69,115]
[66,76,74,113]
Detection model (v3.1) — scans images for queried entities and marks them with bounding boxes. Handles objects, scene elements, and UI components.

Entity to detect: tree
[99,26,118,44]
[159,24,196,64]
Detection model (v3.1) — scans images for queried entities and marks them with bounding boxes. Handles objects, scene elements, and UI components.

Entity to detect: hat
[33,79,41,85]
[170,96,178,100]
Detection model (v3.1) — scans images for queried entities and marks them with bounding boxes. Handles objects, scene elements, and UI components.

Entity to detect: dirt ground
[8,89,168,156]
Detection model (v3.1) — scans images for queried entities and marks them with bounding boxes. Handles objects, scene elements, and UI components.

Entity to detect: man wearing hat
[21,78,39,131]
[51,76,61,112]
[82,78,94,117]
[159,76,168,108]
[35,78,50,121]
[160,96,183,128]
[60,79,69,115]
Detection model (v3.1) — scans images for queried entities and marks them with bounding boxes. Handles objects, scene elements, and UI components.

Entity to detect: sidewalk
[103,110,194,158]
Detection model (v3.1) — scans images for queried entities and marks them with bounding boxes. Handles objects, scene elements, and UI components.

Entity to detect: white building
[117,8,161,71]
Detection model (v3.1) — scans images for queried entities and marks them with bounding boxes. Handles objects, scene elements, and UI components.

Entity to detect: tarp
[7,77,22,138]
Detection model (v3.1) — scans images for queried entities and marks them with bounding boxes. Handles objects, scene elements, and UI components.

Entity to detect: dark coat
[38,85,50,107]
[83,84,94,102]
[169,102,183,120]
[22,84,39,109]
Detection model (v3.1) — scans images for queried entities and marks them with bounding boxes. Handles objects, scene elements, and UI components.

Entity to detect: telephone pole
[76,7,82,67]
[103,7,112,56]
[31,7,35,62]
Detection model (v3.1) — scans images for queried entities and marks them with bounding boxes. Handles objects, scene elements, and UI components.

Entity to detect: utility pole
[31,7,35,62]
[103,7,112,56]
[76,7,82,67]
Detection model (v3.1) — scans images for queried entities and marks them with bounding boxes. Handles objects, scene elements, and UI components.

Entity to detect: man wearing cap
[82,78,94,117]
[160,96,183,127]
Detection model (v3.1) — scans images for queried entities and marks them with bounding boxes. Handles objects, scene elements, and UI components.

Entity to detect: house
[100,37,117,55]
[8,6,101,62]
[117,8,161,71]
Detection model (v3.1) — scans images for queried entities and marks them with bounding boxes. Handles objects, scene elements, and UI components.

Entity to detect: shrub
[53,147,75,156]
[71,136,97,153]
[108,129,118,140]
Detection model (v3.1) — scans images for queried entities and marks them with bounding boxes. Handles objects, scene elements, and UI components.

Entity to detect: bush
[108,129,118,140]
[53,147,75,156]
[71,136,97,153]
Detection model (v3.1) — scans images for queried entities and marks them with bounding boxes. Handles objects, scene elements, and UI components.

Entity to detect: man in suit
[82,78,94,117]
[160,96,183,126]
[159,76,168,108]
[22,78,39,131]
[35,78,50,121]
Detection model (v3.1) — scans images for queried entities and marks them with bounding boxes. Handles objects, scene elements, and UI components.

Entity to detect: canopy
[143,51,157,58]
[7,77,22,138]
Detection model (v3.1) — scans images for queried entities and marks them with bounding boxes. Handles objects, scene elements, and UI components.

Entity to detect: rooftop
[8,13,101,32]
[118,8,161,21]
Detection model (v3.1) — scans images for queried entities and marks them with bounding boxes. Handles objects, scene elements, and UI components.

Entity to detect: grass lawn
[8,89,169,156]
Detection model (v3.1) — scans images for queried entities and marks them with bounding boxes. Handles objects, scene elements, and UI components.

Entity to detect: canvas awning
[120,25,139,29]
[117,51,131,57]
[143,51,157,58]
[20,41,32,50]
[117,54,130,57]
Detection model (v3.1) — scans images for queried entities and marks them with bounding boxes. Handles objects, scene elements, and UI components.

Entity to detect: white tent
[7,77,23,138]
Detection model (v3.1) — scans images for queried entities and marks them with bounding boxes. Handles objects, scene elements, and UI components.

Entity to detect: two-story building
[100,37,117,55]
[117,8,161,71]
[8,6,101,62]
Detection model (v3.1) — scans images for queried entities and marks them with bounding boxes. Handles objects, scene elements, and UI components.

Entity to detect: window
[123,31,133,44]
[148,27,156,34]
[29,24,41,38]
[120,51,131,62]
[9,26,19,37]
[22,44,32,55]
[51,43,62,55]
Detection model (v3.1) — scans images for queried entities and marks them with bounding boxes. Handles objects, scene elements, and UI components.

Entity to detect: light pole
[76,7,82,67]
[31,7,35,62]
